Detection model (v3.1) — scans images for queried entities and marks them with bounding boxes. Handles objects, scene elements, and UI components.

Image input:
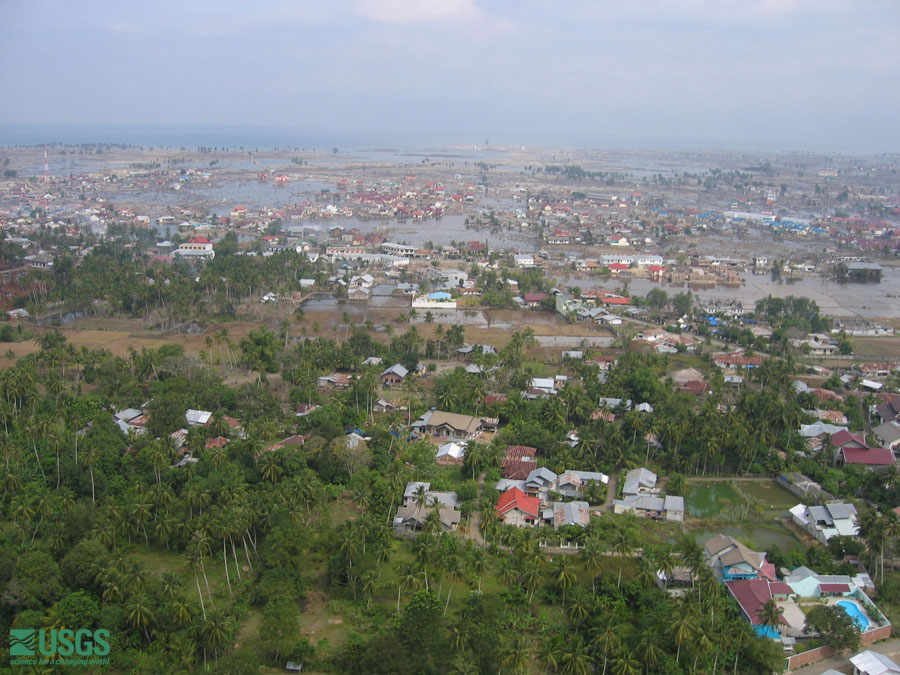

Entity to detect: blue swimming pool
[837,601,870,630]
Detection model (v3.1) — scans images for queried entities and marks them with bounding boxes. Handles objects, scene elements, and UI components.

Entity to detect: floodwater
[564,267,900,319]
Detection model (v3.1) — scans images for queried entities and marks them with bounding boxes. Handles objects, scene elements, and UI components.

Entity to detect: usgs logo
[10,628,110,657]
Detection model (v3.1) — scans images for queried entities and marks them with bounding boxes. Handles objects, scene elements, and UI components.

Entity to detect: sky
[1,0,898,151]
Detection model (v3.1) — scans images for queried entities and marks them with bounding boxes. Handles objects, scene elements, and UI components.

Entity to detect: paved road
[787,639,900,674]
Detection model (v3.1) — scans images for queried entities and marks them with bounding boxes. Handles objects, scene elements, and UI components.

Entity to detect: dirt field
[848,335,900,359]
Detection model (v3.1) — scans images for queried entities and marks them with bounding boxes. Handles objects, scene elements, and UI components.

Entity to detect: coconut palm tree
[125,592,155,644]
[758,598,783,636]
[670,602,698,665]
[591,618,623,675]
[501,634,532,674]
[552,556,576,605]
[558,635,592,675]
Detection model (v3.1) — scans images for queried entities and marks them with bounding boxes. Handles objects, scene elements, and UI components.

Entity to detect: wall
[784,624,892,670]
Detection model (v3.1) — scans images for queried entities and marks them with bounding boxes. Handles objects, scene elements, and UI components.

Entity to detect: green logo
[9,629,35,656]
[9,628,110,659]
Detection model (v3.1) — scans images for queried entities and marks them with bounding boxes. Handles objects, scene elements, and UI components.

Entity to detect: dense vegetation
[0,287,898,671]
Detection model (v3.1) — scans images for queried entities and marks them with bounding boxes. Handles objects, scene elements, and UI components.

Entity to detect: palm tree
[610,647,641,675]
[591,618,623,675]
[758,598,783,636]
[125,592,155,644]
[201,612,230,664]
[635,628,665,673]
[501,635,532,674]
[171,600,194,627]
[670,602,698,664]
[611,524,636,588]
[558,635,592,675]
[552,556,576,605]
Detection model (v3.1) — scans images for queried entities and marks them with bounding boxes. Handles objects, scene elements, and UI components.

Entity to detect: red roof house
[496,487,540,526]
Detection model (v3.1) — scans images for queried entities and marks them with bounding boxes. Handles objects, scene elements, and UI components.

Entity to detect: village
[1,143,900,673]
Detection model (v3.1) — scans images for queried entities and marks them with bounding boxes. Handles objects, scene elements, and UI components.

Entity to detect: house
[664,495,685,522]
[544,501,591,528]
[373,398,397,414]
[436,441,466,466]
[496,487,540,527]
[839,447,895,469]
[524,467,557,494]
[790,502,860,544]
[185,409,213,426]
[381,364,409,386]
[704,534,772,581]
[411,410,498,440]
[348,287,370,302]
[850,650,900,675]
[725,579,788,637]
[294,403,320,417]
[457,344,497,358]
[613,493,683,521]
[556,470,609,499]
[524,292,547,307]
[514,253,535,268]
[874,394,900,424]
[622,467,657,496]
[873,420,900,451]
[393,504,461,535]
[317,373,353,390]
[782,566,865,598]
[501,459,537,480]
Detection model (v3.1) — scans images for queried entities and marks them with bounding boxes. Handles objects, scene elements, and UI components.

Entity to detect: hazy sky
[1,0,898,150]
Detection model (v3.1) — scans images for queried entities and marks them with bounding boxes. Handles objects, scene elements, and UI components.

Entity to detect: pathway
[787,638,900,674]
[464,471,487,546]
[600,474,617,511]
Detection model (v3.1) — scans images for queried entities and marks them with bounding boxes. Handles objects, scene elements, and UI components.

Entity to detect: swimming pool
[837,601,870,630]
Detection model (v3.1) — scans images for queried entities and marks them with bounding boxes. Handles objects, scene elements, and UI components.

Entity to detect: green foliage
[805,604,860,651]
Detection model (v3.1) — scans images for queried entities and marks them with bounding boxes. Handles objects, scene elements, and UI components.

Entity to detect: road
[464,470,487,546]
[787,638,900,674]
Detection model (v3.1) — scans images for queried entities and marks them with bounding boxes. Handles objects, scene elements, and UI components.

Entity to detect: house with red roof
[725,579,789,637]
[839,447,895,468]
[496,487,540,527]
[523,293,547,307]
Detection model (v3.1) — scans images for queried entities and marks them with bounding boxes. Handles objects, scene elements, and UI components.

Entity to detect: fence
[785,623,892,670]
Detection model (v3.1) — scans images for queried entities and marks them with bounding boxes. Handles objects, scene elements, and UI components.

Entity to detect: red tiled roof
[496,487,540,518]
[680,380,709,395]
[769,582,793,595]
[502,459,537,480]
[831,429,869,449]
[842,447,894,465]
[505,445,537,460]
[725,579,786,626]
[524,293,547,302]
[206,436,228,449]
[819,583,850,593]
[591,409,615,422]
[715,355,765,366]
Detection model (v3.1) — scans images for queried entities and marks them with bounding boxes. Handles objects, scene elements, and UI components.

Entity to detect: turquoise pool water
[837,601,870,630]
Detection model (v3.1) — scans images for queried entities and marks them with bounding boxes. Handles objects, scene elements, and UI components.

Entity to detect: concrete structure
[790,502,860,544]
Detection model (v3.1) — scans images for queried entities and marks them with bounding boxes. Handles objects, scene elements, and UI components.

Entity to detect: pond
[689,523,804,554]
[685,482,744,519]
[737,480,798,511]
